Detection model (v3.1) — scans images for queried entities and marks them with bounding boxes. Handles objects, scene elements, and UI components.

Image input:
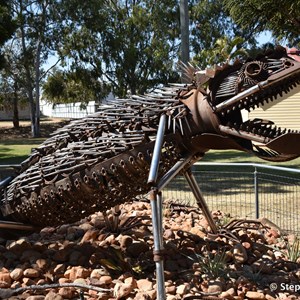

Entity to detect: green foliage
[285,236,300,262]
[0,1,16,68]
[42,68,110,104]
[223,0,300,45]
[189,0,255,68]
[185,249,228,279]
[56,0,180,97]
[194,36,248,67]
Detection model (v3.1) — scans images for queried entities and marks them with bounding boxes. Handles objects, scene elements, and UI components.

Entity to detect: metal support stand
[149,188,165,299]
[147,114,167,300]
[146,115,219,298]
[184,169,218,234]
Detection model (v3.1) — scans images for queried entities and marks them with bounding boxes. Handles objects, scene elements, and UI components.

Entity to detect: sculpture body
[1,46,300,227]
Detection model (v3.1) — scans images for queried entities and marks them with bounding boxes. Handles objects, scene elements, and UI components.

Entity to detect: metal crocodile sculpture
[1,46,300,230]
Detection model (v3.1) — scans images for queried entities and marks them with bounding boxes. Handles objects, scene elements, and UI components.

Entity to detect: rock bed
[0,199,299,300]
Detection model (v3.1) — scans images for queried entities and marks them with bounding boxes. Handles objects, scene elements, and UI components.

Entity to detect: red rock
[58,287,76,299]
[176,284,188,295]
[80,229,99,243]
[23,268,40,278]
[0,269,11,288]
[6,238,31,253]
[53,263,66,275]
[10,268,23,281]
[114,282,134,299]
[99,275,113,285]
[75,267,90,279]
[35,258,49,270]
[208,280,224,293]
[137,279,153,291]
[53,248,70,262]
[26,296,46,300]
[45,291,64,300]
[245,291,266,299]
[124,276,137,289]
[22,277,36,286]
[118,235,133,249]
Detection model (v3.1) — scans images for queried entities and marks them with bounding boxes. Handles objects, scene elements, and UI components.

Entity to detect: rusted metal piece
[1,46,300,228]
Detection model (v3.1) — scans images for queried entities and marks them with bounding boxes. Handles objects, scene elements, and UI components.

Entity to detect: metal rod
[183,169,218,233]
[157,191,163,246]
[147,114,167,185]
[193,162,300,174]
[149,189,166,300]
[157,153,195,191]
[215,83,264,112]
[0,165,21,169]
[219,125,270,144]
[0,176,14,189]
[0,220,36,231]
[254,167,259,219]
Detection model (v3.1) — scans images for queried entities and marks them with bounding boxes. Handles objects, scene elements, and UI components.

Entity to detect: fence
[1,163,300,233]
[163,163,300,234]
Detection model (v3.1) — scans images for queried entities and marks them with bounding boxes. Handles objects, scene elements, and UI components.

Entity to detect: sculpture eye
[240,61,269,88]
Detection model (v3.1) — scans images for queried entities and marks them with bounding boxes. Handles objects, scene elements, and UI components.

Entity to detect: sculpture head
[182,46,300,162]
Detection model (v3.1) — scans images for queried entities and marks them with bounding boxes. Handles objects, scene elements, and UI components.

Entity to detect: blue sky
[257,31,273,45]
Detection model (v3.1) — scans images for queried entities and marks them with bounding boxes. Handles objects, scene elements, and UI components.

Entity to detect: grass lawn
[201,149,300,169]
[1,118,300,169]
[0,118,67,165]
[0,138,45,164]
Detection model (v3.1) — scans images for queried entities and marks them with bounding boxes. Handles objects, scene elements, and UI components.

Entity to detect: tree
[0,44,28,128]
[197,36,248,66]
[223,0,300,45]
[42,68,110,105]
[56,0,180,97]
[9,0,61,137]
[188,0,256,68]
[0,1,17,68]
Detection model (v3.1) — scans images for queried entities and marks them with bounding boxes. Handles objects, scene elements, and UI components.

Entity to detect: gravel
[0,199,299,300]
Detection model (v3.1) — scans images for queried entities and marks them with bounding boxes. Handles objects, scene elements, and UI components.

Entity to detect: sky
[257,30,273,45]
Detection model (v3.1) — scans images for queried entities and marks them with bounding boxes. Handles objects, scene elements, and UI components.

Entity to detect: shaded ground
[0,118,69,140]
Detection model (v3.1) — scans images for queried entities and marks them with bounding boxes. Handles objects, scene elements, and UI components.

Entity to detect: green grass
[0,138,45,165]
[1,139,300,168]
[201,149,300,169]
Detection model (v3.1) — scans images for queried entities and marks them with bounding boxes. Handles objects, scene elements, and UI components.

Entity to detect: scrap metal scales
[1,86,190,226]
[2,46,300,299]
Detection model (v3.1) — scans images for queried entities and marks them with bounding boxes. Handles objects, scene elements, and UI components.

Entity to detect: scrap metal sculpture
[1,46,300,298]
[1,46,300,229]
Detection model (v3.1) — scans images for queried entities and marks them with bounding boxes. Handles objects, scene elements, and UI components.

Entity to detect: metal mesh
[163,164,300,233]
[257,172,300,233]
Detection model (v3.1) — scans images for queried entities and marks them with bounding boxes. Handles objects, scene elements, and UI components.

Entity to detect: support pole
[148,114,167,185]
[147,114,167,300]
[184,169,218,233]
[149,189,165,300]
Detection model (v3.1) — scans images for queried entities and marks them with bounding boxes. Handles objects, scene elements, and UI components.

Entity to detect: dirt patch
[0,118,70,140]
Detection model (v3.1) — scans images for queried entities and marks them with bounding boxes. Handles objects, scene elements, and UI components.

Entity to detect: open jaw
[208,49,300,161]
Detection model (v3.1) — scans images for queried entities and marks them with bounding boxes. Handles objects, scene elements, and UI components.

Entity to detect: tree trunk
[12,92,19,129]
[180,0,190,83]
[34,39,41,138]
[19,0,40,138]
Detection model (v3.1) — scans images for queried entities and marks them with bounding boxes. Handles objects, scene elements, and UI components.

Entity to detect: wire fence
[163,163,300,234]
[1,163,300,233]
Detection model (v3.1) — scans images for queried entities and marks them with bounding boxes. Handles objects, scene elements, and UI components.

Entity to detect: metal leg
[184,169,218,234]
[149,189,165,300]
[147,114,167,185]
[147,114,167,300]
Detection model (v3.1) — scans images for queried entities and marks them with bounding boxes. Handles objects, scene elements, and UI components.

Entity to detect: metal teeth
[228,118,291,139]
